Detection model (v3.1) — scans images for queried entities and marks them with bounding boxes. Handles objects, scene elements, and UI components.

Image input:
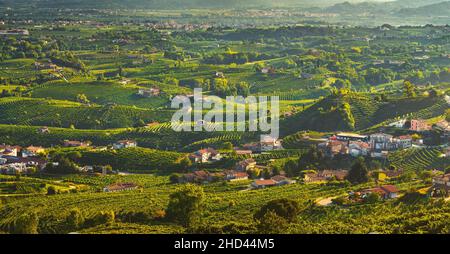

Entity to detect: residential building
[252,179,277,189]
[63,140,90,147]
[224,170,249,181]
[22,146,45,158]
[349,141,370,157]
[431,174,450,197]
[260,137,283,151]
[235,158,257,171]
[395,135,413,149]
[361,185,399,199]
[370,133,394,151]
[113,140,137,149]
[138,87,160,97]
[410,119,431,132]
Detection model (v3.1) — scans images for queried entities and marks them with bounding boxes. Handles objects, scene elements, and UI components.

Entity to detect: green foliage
[166,184,205,227]
[346,157,369,185]
[254,198,301,223]
[11,212,39,234]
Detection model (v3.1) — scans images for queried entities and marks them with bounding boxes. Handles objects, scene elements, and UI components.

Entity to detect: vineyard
[0,97,174,129]
[388,148,448,172]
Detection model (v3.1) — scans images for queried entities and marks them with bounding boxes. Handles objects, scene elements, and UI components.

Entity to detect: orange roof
[254,179,276,186]
[381,185,399,193]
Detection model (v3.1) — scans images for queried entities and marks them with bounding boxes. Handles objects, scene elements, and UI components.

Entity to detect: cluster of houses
[189,148,222,163]
[430,173,450,197]
[0,144,47,175]
[239,137,283,153]
[318,132,418,158]
[303,170,348,183]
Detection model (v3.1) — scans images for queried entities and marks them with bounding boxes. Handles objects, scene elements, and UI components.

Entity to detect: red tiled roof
[381,185,399,193]
[254,179,277,186]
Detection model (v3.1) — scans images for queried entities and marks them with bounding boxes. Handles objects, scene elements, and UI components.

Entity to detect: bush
[47,186,57,195]
[11,212,39,234]
[254,198,301,223]
[65,208,84,231]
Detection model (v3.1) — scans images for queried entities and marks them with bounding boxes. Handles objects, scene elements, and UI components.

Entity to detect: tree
[66,208,84,231]
[12,212,39,234]
[222,142,233,150]
[177,156,192,172]
[47,186,57,195]
[166,184,205,227]
[254,198,301,223]
[255,210,287,234]
[346,157,369,184]
[403,81,416,98]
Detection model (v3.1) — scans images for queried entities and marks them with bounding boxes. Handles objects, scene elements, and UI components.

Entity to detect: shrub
[11,212,39,234]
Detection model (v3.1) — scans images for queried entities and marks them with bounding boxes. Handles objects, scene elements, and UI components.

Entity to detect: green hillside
[281,93,448,135]
[0,97,174,129]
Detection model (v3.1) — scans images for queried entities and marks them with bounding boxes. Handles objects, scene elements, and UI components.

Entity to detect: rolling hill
[280,93,448,135]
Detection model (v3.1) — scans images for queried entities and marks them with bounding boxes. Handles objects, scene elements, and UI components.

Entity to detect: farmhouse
[103,183,139,192]
[260,137,283,151]
[252,179,277,189]
[138,87,160,97]
[224,170,249,181]
[271,175,295,186]
[113,140,137,149]
[63,140,90,147]
[431,174,450,197]
[189,148,222,163]
[235,158,257,171]
[303,170,348,183]
[361,185,399,199]
[38,126,50,134]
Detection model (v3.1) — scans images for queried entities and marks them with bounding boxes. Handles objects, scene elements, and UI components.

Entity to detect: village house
[103,182,139,192]
[179,170,223,184]
[0,145,20,157]
[349,141,370,157]
[318,140,348,158]
[252,179,277,189]
[235,158,257,171]
[224,170,249,182]
[242,143,260,152]
[361,185,400,200]
[410,119,431,132]
[63,140,90,148]
[38,126,50,134]
[271,175,295,186]
[395,135,413,149]
[0,163,28,175]
[138,87,160,97]
[189,148,222,163]
[260,137,283,152]
[370,133,394,151]
[303,170,348,183]
[22,146,45,158]
[113,140,137,149]
[434,120,450,133]
[431,174,450,197]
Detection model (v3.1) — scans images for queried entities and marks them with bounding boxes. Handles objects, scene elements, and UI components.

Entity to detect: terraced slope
[281,93,448,135]
[0,97,173,129]
[388,148,448,172]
